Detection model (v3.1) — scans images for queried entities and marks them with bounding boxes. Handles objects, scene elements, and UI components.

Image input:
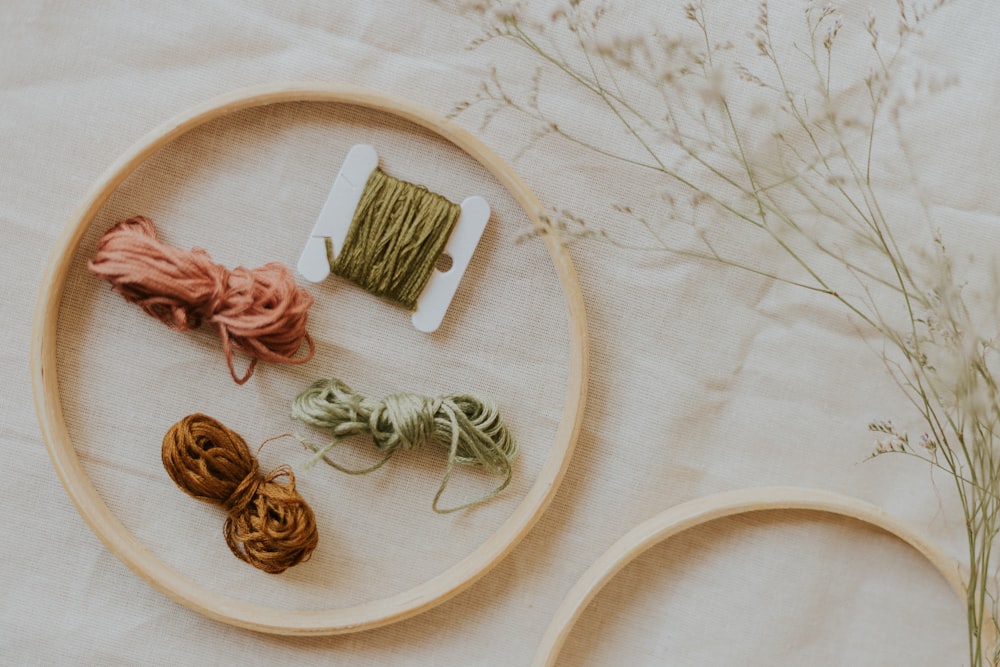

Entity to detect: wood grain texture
[31,82,589,635]
[533,486,977,666]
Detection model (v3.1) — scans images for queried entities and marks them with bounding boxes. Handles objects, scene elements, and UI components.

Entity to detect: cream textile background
[2,0,995,664]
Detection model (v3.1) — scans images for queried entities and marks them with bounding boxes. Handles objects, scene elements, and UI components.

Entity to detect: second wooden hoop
[533,486,971,666]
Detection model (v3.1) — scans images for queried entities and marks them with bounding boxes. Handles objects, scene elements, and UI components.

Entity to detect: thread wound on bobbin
[329,167,461,310]
[298,144,492,333]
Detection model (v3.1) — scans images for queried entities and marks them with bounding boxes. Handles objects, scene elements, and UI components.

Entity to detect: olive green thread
[291,378,517,513]
[328,167,461,310]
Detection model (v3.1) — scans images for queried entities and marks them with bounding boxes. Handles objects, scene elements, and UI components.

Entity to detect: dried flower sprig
[449,0,997,663]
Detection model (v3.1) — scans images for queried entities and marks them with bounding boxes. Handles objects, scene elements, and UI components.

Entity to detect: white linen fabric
[1,0,993,664]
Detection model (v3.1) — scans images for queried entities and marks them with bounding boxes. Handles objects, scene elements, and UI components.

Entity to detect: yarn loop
[162,413,319,574]
[292,379,518,513]
[89,215,315,384]
[370,393,439,452]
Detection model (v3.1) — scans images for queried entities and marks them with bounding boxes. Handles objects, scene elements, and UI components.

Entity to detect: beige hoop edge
[30,82,589,635]
[532,486,977,666]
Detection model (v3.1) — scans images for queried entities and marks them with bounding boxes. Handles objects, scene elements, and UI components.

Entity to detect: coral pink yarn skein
[89,215,315,384]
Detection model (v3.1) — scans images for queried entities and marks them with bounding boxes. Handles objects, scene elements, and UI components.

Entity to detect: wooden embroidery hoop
[533,486,977,666]
[30,82,588,635]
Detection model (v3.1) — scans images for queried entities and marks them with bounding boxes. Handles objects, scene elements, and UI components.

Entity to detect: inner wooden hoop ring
[30,82,589,636]
[533,486,975,666]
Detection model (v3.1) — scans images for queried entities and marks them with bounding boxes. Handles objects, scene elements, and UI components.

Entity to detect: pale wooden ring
[30,82,589,635]
[533,486,971,666]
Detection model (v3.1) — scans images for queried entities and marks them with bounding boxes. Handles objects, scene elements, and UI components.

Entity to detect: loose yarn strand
[328,168,461,310]
[162,413,319,573]
[291,379,517,513]
[305,438,396,475]
[295,379,397,474]
[434,399,515,513]
[89,216,315,384]
[429,402,513,514]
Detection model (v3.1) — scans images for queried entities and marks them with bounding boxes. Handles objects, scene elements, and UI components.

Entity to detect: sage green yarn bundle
[328,167,461,310]
[292,378,517,513]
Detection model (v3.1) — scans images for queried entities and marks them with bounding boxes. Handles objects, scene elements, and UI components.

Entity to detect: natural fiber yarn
[292,378,517,513]
[89,215,315,384]
[162,413,319,574]
[329,167,461,310]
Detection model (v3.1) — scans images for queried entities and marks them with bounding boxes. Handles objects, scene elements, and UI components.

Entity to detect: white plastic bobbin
[298,144,491,333]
